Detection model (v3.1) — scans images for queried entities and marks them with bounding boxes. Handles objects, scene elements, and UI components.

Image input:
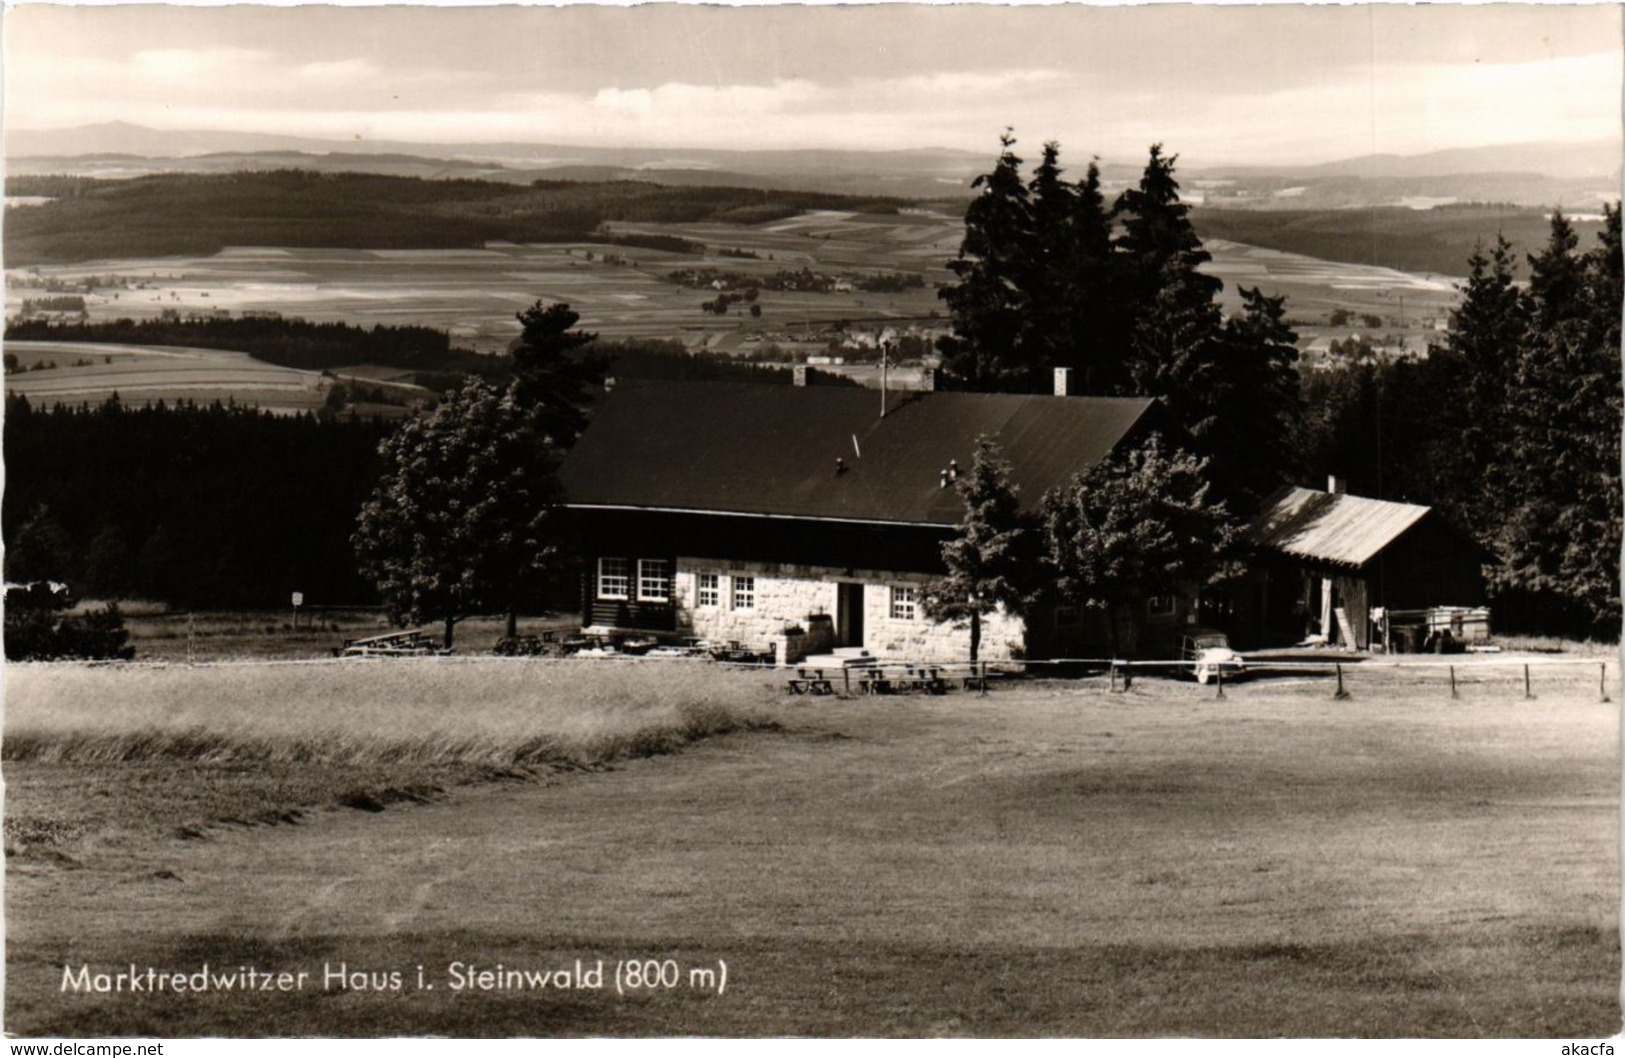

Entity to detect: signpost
[291,591,304,631]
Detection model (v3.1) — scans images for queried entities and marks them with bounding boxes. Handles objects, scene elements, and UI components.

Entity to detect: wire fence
[76,647,1618,704]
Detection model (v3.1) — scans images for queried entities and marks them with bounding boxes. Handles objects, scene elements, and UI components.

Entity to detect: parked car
[1179,629,1246,685]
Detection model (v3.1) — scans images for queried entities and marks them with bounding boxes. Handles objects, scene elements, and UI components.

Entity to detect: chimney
[920,366,936,392]
[792,364,808,387]
[1328,474,1346,495]
[1053,367,1072,397]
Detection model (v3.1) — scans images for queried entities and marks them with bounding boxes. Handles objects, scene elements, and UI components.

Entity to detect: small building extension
[1243,480,1491,650]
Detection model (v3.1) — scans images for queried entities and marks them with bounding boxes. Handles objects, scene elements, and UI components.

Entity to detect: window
[1148,594,1176,617]
[731,575,756,611]
[890,585,919,621]
[696,572,720,608]
[637,559,671,603]
[1054,605,1079,627]
[597,557,630,600]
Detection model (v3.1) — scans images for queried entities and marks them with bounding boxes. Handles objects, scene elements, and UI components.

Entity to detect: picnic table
[786,659,995,695]
[335,630,448,657]
[857,662,948,695]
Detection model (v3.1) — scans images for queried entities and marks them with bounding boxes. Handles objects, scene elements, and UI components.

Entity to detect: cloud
[3,9,1616,166]
[297,59,380,85]
[132,47,275,81]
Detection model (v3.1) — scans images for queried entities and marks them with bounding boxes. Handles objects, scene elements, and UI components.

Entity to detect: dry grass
[5,657,775,767]
[3,658,778,852]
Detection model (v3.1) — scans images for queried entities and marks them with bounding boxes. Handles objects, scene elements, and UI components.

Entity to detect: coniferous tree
[1208,287,1302,511]
[1065,159,1124,392]
[510,300,606,448]
[922,436,1036,661]
[938,130,1036,391]
[1423,235,1530,529]
[1021,142,1079,381]
[1496,206,1622,635]
[1114,144,1221,308]
[1526,209,1586,329]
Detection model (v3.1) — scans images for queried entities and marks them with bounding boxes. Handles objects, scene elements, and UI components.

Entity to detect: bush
[4,584,134,661]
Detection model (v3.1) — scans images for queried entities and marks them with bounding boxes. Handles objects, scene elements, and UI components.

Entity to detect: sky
[3,3,1621,166]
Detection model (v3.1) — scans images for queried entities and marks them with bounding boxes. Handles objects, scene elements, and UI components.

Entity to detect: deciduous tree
[353,378,564,648]
[1041,436,1234,654]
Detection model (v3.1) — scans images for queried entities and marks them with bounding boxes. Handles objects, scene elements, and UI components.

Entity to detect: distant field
[1196,205,1608,278]
[6,210,1464,363]
[4,659,1616,1036]
[4,340,326,412]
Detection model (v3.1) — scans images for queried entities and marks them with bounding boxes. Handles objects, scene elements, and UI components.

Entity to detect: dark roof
[1246,486,1432,568]
[560,379,1158,526]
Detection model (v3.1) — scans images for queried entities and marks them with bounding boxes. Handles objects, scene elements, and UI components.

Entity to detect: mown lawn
[5,661,1619,1037]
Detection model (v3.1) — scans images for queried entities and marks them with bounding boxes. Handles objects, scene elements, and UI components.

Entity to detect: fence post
[843,666,851,697]
[1214,665,1226,700]
[1602,663,1611,704]
[1449,664,1458,700]
[1332,663,1350,701]
[979,660,988,698]
[1524,663,1534,701]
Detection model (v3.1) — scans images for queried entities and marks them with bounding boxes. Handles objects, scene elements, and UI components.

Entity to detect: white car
[1180,630,1246,685]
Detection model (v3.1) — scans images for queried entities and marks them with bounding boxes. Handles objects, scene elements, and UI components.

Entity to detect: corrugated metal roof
[1247,486,1431,568]
[559,379,1157,527]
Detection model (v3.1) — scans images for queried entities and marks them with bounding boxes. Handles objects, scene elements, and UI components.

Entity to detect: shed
[1244,483,1491,649]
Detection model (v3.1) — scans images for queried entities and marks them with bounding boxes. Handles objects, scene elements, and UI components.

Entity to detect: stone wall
[673,557,1025,663]
[861,575,1025,662]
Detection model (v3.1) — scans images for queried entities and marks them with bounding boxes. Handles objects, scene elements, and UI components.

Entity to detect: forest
[5,315,481,374]
[3,170,913,265]
[3,396,395,608]
[935,132,1621,638]
[0,328,854,612]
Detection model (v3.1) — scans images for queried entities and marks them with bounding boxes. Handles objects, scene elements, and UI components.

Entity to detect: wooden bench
[934,662,995,692]
[857,663,947,695]
[787,666,838,695]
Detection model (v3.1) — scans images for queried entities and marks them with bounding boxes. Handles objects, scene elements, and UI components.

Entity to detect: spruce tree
[1114,144,1220,307]
[938,130,1036,391]
[1065,159,1124,392]
[1497,206,1623,635]
[1427,235,1528,530]
[922,436,1036,661]
[510,300,606,448]
[1210,287,1302,512]
[1021,142,1078,381]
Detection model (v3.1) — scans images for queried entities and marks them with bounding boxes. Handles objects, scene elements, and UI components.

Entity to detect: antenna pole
[880,339,889,418]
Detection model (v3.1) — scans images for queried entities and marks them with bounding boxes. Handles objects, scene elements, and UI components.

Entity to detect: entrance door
[836,582,865,647]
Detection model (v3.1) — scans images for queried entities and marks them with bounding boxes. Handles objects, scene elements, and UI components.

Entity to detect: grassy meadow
[4,659,776,851]
[4,657,1618,1037]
